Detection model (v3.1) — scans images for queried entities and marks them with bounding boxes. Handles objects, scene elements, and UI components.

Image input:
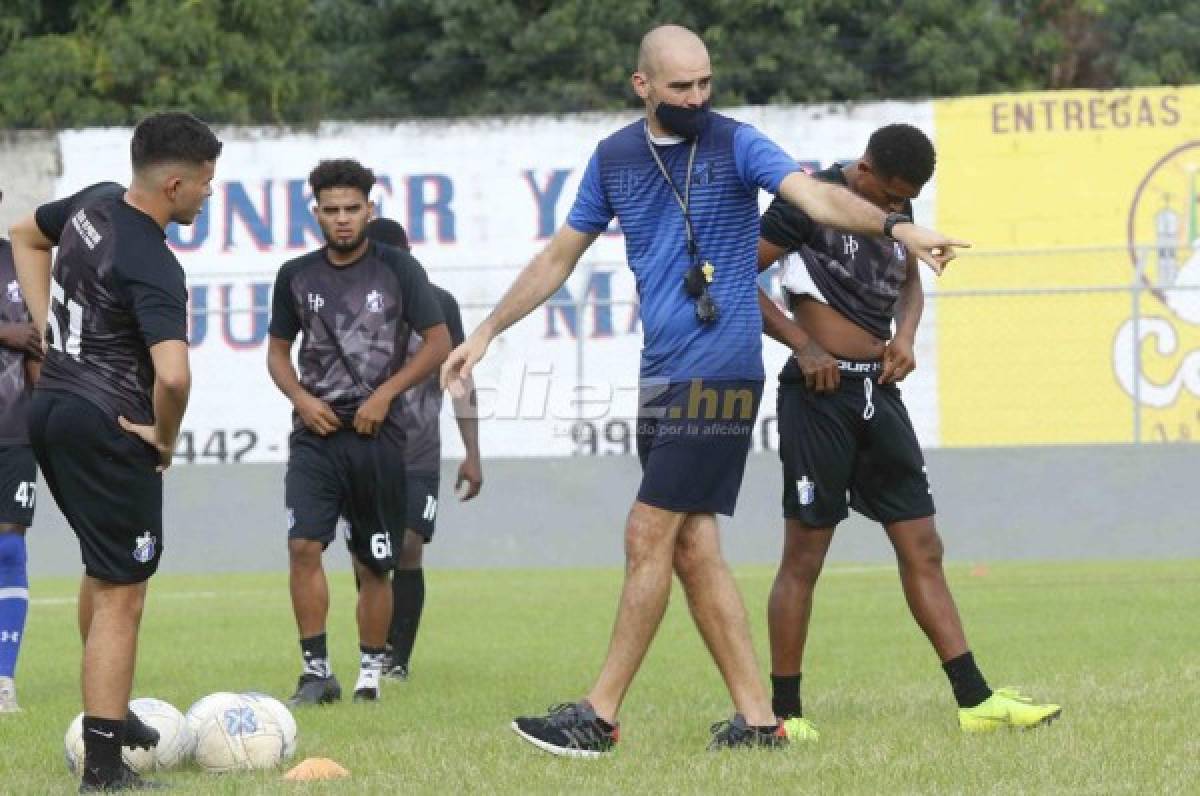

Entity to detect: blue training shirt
[567,113,798,382]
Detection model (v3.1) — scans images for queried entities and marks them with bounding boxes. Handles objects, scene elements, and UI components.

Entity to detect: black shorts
[778,359,935,527]
[405,471,439,543]
[0,444,37,527]
[636,379,762,516]
[27,389,163,584]
[285,425,406,573]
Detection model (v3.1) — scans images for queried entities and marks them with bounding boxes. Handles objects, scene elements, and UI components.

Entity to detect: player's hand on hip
[880,336,916,384]
[893,224,970,275]
[441,334,489,397]
[353,392,390,437]
[118,416,174,472]
[295,393,341,436]
[0,322,44,360]
[795,338,840,393]
[456,455,483,501]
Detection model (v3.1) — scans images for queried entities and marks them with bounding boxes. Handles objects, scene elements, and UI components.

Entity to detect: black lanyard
[645,123,700,265]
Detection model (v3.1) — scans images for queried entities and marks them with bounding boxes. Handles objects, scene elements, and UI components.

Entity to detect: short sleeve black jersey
[269,241,445,431]
[760,165,914,340]
[33,182,189,424]
[401,284,465,473]
[0,241,33,445]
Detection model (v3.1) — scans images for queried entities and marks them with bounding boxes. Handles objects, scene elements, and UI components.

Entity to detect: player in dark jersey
[268,161,450,706]
[10,111,221,791]
[363,218,482,682]
[0,194,42,714]
[758,123,1061,738]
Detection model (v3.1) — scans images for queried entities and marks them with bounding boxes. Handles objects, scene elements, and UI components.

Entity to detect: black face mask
[654,100,711,140]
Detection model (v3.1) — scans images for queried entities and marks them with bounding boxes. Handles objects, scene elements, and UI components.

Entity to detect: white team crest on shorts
[6,280,20,303]
[365,290,384,313]
[796,476,816,506]
[132,531,157,563]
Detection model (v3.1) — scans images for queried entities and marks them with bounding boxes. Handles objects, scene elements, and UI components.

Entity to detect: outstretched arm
[776,171,968,274]
[441,225,597,390]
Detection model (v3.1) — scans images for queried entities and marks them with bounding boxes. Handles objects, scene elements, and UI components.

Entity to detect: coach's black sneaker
[287,673,342,706]
[707,714,789,750]
[79,761,168,791]
[123,710,159,751]
[511,700,618,758]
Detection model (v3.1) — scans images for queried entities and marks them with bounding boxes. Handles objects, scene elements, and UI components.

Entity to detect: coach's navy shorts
[636,379,762,516]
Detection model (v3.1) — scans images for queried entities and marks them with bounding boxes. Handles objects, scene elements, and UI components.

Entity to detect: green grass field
[2,560,1197,794]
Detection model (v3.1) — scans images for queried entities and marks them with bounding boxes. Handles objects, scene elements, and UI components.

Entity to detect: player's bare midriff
[789,295,885,360]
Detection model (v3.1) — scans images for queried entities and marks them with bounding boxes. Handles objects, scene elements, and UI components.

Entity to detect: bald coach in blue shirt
[443,23,967,755]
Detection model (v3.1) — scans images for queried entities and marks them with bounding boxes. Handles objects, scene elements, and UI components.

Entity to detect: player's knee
[624,524,673,572]
[898,527,945,570]
[782,549,825,585]
[672,535,717,582]
[287,540,323,571]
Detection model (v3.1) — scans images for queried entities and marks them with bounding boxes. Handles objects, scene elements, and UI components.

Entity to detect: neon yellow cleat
[782,716,820,743]
[958,687,1061,733]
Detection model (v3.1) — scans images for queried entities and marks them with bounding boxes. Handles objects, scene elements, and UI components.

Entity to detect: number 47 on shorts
[13,481,35,509]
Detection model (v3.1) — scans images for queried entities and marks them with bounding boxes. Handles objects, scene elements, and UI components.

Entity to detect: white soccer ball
[184,691,241,744]
[64,698,192,774]
[126,698,192,771]
[64,712,86,774]
[241,692,297,759]
[191,694,285,773]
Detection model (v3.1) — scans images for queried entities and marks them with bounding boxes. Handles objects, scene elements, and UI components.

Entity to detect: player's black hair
[130,112,222,171]
[366,217,410,250]
[866,124,936,187]
[308,159,376,201]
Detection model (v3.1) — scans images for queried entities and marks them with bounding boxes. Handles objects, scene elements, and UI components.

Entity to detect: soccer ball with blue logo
[240,692,297,759]
[190,693,285,772]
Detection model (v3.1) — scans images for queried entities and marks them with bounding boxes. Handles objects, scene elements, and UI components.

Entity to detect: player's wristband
[883,212,911,240]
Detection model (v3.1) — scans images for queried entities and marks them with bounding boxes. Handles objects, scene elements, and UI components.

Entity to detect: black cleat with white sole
[123,710,159,751]
[511,701,618,758]
[288,673,342,706]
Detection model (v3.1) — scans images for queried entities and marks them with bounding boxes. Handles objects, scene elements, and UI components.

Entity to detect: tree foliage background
[1,0,1197,128]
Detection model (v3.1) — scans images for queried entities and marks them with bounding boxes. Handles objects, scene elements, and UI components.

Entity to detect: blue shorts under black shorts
[635,379,762,516]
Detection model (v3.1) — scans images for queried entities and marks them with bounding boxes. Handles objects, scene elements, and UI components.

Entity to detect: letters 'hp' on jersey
[269,241,446,431]
[33,182,189,424]
[401,283,465,473]
[761,165,914,341]
[0,241,32,445]
[566,113,799,382]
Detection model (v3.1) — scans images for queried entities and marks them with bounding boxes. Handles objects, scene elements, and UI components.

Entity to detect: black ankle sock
[942,651,992,708]
[81,716,124,778]
[771,673,803,718]
[301,632,329,677]
[389,568,425,667]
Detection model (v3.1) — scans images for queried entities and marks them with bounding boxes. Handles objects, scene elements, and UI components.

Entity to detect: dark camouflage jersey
[33,182,189,424]
[401,283,465,473]
[760,165,914,340]
[269,241,445,432]
[0,240,32,445]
